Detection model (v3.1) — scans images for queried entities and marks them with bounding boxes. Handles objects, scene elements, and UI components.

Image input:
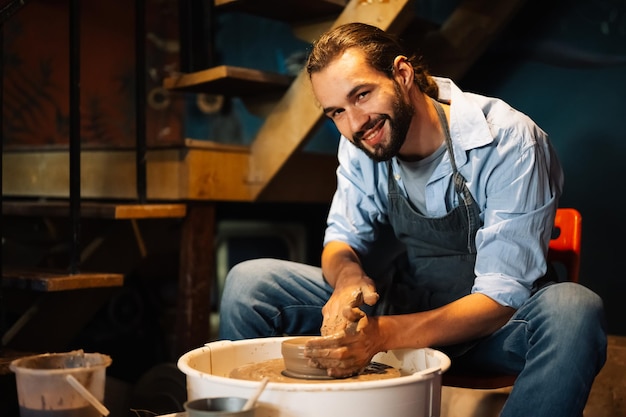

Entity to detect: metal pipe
[135,0,147,202]
[1,14,5,340]
[69,0,81,274]
[178,0,214,72]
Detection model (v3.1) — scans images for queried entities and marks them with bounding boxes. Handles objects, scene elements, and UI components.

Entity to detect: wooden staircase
[164,0,418,202]
[2,0,528,364]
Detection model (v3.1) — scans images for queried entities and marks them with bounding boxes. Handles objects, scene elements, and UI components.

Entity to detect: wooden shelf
[2,268,124,292]
[184,138,250,153]
[2,201,187,219]
[163,65,294,96]
[215,0,346,22]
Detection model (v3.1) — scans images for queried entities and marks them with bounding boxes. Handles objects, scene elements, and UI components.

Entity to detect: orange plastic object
[548,208,582,283]
[443,208,582,389]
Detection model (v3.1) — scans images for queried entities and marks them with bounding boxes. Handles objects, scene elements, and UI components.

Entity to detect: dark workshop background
[2,0,625,391]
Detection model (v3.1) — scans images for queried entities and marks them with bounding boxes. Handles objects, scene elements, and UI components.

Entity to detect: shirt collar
[434,77,494,155]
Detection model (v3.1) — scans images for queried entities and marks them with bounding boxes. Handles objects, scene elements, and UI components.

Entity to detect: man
[219,23,606,416]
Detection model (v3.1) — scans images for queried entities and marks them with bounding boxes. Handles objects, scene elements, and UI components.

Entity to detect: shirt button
[395,174,401,181]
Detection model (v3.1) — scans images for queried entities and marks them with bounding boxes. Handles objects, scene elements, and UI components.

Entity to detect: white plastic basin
[178,337,450,417]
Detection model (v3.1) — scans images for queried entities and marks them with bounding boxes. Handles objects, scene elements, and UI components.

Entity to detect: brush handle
[242,377,270,411]
[66,374,110,416]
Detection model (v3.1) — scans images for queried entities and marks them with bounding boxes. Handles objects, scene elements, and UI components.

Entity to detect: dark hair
[306,22,438,98]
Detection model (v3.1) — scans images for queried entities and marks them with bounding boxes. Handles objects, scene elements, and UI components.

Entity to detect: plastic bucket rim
[177,337,451,391]
[9,351,112,376]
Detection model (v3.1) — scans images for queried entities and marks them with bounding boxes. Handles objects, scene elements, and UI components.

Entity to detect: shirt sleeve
[472,114,564,309]
[323,137,390,255]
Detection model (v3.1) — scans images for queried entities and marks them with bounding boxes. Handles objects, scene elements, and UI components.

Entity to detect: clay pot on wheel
[280,337,330,380]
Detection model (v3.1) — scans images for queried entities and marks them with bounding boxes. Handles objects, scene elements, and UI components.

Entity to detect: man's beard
[352,82,414,162]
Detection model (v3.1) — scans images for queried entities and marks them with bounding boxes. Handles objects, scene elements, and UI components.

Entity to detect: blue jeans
[219,258,607,417]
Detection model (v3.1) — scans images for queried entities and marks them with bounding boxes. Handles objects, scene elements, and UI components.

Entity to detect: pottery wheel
[229,359,402,384]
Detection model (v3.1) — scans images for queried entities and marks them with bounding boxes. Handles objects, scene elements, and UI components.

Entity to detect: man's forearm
[375,293,516,350]
[321,240,369,289]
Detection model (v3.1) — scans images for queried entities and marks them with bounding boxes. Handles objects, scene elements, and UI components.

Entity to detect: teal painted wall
[461,0,626,334]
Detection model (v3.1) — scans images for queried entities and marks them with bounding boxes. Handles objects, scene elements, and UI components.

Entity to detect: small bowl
[184,397,255,417]
[281,336,331,380]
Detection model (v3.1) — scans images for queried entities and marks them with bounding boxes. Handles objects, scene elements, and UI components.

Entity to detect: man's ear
[392,55,414,88]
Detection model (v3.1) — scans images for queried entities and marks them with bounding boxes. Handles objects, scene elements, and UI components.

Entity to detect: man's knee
[540,282,603,317]
[221,259,271,308]
[539,283,607,355]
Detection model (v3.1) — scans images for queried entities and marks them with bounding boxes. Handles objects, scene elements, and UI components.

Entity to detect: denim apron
[379,100,482,352]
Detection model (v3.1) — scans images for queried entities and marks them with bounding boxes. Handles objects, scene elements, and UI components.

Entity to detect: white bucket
[178,337,450,417]
[10,350,111,417]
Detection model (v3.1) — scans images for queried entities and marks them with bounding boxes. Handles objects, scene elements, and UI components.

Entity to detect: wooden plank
[2,147,246,201]
[1,146,336,202]
[215,0,346,22]
[246,0,416,199]
[163,65,294,96]
[3,150,145,199]
[2,201,187,219]
[183,145,253,201]
[2,268,124,292]
[185,138,249,153]
[107,203,187,219]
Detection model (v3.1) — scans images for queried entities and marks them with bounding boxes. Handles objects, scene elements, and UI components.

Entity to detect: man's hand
[305,282,381,378]
[314,241,382,377]
[320,282,379,337]
[305,314,382,378]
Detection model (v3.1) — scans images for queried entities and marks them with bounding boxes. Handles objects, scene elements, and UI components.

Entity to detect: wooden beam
[2,201,187,219]
[246,0,416,200]
[176,204,215,355]
[2,268,124,292]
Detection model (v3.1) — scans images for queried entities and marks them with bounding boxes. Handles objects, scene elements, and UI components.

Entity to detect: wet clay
[229,359,402,384]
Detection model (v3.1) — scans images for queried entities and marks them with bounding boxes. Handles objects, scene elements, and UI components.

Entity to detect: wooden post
[176,203,216,356]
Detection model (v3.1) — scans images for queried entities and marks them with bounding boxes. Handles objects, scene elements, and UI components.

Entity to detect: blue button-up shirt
[323,78,564,309]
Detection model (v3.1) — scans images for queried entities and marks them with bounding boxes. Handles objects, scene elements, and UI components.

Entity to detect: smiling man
[218,23,607,417]
[313,47,431,162]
